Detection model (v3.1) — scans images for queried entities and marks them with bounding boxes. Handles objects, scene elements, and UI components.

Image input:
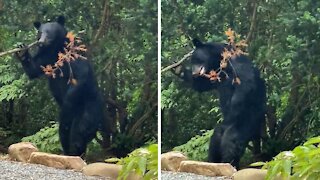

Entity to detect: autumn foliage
[202,28,248,85]
[41,32,87,85]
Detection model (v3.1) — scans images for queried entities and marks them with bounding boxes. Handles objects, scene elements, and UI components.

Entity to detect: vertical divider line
[157,0,162,179]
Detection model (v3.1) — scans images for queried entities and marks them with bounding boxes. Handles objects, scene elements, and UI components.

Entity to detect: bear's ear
[192,38,203,48]
[57,16,65,26]
[33,22,41,29]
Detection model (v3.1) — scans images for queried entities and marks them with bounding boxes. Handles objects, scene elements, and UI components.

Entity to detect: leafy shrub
[116,143,158,180]
[0,127,11,139]
[22,122,103,155]
[173,130,213,161]
[111,132,137,157]
[239,147,256,167]
[86,133,104,161]
[22,123,61,154]
[252,136,320,179]
[0,127,16,147]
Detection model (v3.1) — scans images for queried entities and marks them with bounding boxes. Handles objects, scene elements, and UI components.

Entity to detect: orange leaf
[41,65,53,74]
[236,40,248,47]
[70,78,78,85]
[233,77,241,85]
[220,61,228,69]
[56,59,64,67]
[41,64,58,78]
[76,47,87,52]
[209,70,217,77]
[45,65,53,71]
[58,52,65,61]
[225,28,234,37]
[66,32,75,42]
[221,49,232,61]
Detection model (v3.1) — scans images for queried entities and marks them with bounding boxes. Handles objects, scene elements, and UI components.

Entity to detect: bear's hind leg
[208,125,225,163]
[58,110,73,155]
[220,125,248,169]
[69,101,100,156]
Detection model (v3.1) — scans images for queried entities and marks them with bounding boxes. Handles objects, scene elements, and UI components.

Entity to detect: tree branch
[161,50,194,73]
[0,41,39,57]
[92,0,109,45]
[278,88,308,139]
[246,0,258,44]
[128,103,157,137]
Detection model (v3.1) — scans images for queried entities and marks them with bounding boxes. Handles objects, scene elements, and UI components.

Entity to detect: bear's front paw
[171,64,184,76]
[14,44,29,61]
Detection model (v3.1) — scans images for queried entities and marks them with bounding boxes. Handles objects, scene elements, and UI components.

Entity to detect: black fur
[16,16,106,156]
[174,39,266,168]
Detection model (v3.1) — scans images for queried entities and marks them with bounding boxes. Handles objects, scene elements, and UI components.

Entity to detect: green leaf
[304,137,320,146]
[138,157,147,175]
[250,161,266,167]
[266,162,281,180]
[105,157,121,163]
[281,159,292,178]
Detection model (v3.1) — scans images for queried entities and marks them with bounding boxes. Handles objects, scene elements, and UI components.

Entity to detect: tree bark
[246,0,258,44]
[92,0,110,45]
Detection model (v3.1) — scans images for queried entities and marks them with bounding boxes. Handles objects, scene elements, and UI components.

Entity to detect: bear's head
[190,39,224,77]
[33,16,67,48]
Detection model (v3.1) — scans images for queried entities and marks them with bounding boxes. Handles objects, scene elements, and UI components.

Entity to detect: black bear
[15,16,106,156]
[173,39,266,168]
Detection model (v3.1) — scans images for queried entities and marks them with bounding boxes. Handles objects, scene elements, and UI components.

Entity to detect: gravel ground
[0,160,109,180]
[161,171,232,180]
[0,160,234,180]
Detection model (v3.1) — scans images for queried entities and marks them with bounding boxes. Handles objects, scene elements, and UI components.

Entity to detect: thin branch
[106,97,128,131]
[228,60,238,78]
[161,50,194,73]
[0,41,39,57]
[246,0,258,44]
[92,0,109,45]
[279,90,308,139]
[128,103,157,137]
[106,98,122,108]
[67,61,74,84]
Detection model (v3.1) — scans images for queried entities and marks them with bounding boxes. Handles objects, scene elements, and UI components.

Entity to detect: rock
[8,142,38,162]
[178,160,236,177]
[82,162,141,180]
[161,151,188,171]
[29,152,86,171]
[232,168,266,180]
[0,154,12,161]
[232,168,283,180]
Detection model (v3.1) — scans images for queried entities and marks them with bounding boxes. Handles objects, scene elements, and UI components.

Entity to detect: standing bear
[15,16,107,156]
[173,39,266,168]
